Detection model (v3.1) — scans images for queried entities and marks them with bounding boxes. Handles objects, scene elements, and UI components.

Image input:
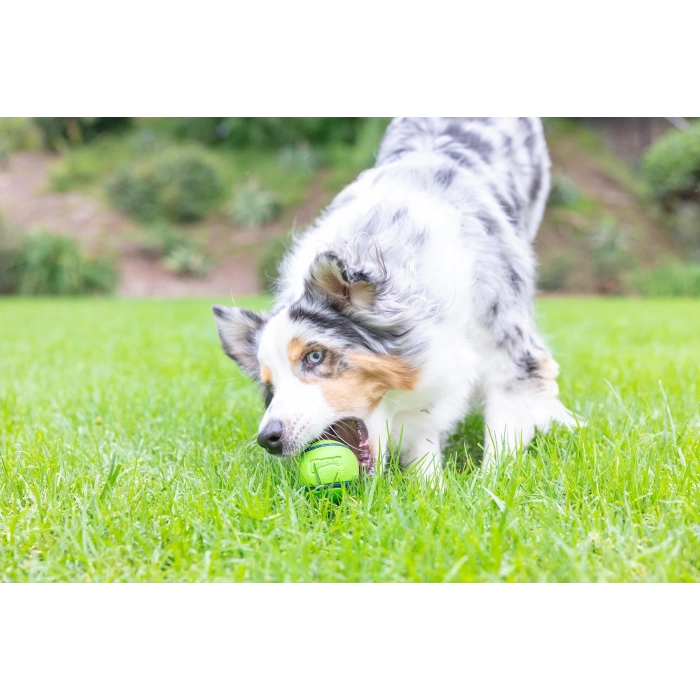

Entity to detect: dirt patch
[0,153,136,253]
[0,153,334,297]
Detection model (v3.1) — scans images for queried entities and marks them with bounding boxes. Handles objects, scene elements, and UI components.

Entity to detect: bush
[14,231,117,295]
[0,118,42,156]
[232,180,280,227]
[642,122,700,205]
[277,142,320,171]
[590,218,634,294]
[155,118,364,149]
[0,221,24,293]
[631,264,700,297]
[32,118,131,151]
[548,174,581,208]
[162,243,213,278]
[139,222,185,258]
[538,253,576,292]
[155,150,224,221]
[139,222,213,278]
[106,148,224,222]
[106,163,161,220]
[671,202,700,249]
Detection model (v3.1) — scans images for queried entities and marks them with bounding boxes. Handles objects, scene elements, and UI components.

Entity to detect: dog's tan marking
[286,338,418,413]
[320,352,419,413]
[286,338,306,365]
[260,364,272,385]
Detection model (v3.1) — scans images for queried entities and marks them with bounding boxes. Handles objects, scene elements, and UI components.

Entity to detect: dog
[214,118,576,485]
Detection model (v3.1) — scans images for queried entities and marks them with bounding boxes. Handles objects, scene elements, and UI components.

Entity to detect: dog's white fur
[215,118,576,484]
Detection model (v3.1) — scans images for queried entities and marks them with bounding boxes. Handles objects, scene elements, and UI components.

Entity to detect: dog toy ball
[298,440,359,498]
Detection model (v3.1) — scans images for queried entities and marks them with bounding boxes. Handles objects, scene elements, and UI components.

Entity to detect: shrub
[139,222,213,278]
[156,118,363,148]
[154,150,224,221]
[83,257,119,293]
[0,118,42,156]
[590,219,634,294]
[162,243,213,278]
[16,231,117,295]
[631,264,700,297]
[538,253,576,292]
[672,202,700,248]
[258,233,294,293]
[32,118,131,151]
[0,221,24,293]
[277,142,320,171]
[548,174,581,208]
[106,148,224,222]
[139,222,186,258]
[106,163,161,220]
[642,122,700,205]
[232,180,280,227]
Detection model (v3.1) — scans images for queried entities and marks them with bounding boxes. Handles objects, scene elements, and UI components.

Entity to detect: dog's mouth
[318,419,374,475]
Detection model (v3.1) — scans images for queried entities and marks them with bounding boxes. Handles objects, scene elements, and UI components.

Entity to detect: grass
[1,297,699,582]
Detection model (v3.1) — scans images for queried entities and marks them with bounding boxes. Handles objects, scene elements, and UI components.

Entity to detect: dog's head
[213,251,418,472]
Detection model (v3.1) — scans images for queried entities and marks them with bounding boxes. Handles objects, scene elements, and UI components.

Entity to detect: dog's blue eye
[305,350,325,365]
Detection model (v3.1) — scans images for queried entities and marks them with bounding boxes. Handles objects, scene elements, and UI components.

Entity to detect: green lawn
[1,297,699,582]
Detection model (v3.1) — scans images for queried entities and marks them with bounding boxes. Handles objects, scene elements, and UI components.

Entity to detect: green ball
[298,440,359,498]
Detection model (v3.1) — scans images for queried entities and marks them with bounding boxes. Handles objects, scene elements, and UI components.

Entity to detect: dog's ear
[212,306,269,378]
[304,252,376,311]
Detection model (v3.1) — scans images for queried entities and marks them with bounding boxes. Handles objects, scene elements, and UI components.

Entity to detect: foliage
[139,222,213,278]
[0,221,24,293]
[8,230,117,295]
[162,243,213,278]
[671,202,700,249]
[32,118,131,151]
[154,150,224,221]
[548,174,581,208]
[538,253,577,292]
[642,122,700,204]
[0,118,42,156]
[590,218,634,293]
[152,117,364,148]
[1,298,700,581]
[232,180,280,227]
[277,142,321,171]
[106,163,161,220]
[258,233,294,293]
[322,118,391,191]
[106,147,224,222]
[139,221,185,258]
[631,263,700,296]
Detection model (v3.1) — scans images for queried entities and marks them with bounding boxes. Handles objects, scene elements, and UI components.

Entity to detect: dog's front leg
[482,363,576,470]
[401,434,444,488]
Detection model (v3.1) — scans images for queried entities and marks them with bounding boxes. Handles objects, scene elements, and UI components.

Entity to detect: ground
[1,297,698,582]
[0,152,332,296]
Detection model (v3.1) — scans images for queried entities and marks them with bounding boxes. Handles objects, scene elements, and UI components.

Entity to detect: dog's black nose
[257,419,284,455]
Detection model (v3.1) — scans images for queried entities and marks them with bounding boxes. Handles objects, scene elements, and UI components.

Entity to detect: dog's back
[376,117,550,241]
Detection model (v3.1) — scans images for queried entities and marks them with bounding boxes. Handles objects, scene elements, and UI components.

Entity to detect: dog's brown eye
[304,350,325,366]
